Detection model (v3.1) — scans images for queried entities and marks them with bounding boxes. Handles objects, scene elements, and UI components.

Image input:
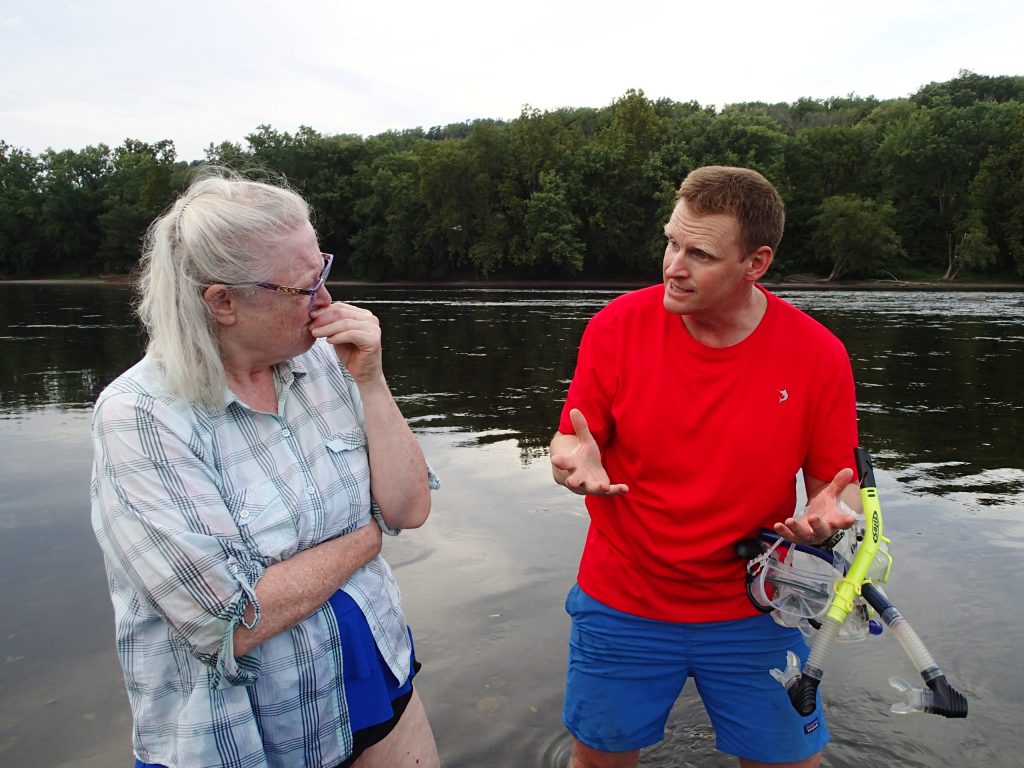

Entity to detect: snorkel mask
[746,537,832,623]
[743,510,889,641]
[739,448,968,719]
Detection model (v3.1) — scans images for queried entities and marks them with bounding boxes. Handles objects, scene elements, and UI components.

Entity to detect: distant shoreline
[3,275,1024,292]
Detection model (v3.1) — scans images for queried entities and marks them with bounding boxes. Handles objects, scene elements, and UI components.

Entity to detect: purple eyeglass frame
[251,252,334,311]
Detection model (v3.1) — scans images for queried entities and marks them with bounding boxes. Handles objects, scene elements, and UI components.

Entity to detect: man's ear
[745,246,774,281]
[203,284,238,326]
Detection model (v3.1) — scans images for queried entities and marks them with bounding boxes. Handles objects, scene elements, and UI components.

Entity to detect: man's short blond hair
[675,166,785,256]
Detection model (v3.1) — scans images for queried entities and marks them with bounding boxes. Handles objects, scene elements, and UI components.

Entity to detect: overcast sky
[2,0,1022,162]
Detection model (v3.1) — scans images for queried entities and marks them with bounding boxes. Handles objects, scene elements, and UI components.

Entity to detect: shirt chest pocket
[324,428,372,510]
[223,479,299,562]
[325,427,366,453]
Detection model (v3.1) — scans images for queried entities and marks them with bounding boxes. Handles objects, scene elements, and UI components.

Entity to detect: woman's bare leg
[352,689,440,768]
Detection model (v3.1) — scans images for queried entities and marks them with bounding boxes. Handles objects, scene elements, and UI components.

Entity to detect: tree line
[3,71,1023,282]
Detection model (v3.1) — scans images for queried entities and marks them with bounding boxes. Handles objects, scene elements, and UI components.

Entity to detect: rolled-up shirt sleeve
[368,463,440,536]
[91,391,266,688]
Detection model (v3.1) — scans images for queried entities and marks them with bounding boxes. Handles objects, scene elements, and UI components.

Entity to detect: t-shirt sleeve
[803,337,860,482]
[558,308,618,448]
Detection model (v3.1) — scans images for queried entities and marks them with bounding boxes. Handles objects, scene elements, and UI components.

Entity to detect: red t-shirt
[558,284,858,622]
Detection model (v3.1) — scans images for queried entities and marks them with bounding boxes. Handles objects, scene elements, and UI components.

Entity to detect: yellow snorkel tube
[770,448,968,718]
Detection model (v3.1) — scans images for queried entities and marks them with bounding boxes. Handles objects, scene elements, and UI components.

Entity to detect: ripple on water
[895,464,1024,513]
[539,730,574,768]
[640,716,729,768]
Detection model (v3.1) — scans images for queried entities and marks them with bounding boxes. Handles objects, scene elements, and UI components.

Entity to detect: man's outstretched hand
[550,408,629,496]
[774,467,858,546]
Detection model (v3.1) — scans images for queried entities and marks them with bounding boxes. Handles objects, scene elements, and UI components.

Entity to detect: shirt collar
[216,356,310,415]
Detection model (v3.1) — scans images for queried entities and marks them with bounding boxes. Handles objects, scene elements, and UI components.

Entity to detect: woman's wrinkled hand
[310,302,384,384]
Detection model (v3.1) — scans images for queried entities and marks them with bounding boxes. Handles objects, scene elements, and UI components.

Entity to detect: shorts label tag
[804,718,820,735]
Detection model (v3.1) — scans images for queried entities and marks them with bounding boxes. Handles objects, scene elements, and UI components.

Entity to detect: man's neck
[681,284,767,348]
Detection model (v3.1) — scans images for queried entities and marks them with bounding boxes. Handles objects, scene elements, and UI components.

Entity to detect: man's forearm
[838,480,863,515]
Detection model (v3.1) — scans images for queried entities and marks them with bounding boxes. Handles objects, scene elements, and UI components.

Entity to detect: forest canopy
[3,71,1023,282]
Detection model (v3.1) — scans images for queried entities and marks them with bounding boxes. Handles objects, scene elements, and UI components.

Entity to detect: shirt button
[306,486,316,496]
[281,429,291,437]
[240,510,250,519]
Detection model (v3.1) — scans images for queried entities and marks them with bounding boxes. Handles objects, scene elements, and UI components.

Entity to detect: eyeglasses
[251,252,334,311]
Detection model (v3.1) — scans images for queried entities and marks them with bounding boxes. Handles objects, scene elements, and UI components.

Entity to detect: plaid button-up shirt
[91,339,437,768]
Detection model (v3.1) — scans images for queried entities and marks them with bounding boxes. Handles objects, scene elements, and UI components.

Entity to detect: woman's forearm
[358,376,432,529]
[233,522,382,657]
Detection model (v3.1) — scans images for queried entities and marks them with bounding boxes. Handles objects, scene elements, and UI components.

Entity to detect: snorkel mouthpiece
[769,616,846,718]
[889,674,969,718]
[788,675,822,717]
[770,650,822,717]
[860,583,969,718]
[923,675,969,718]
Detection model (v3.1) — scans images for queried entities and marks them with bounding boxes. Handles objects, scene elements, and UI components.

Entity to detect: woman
[90,170,441,768]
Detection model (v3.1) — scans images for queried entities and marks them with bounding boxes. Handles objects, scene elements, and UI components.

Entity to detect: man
[549,166,862,768]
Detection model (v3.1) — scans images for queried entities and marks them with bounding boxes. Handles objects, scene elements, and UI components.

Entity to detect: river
[1,283,1021,767]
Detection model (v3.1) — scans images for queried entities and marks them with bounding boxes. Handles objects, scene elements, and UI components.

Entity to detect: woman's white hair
[137,167,312,406]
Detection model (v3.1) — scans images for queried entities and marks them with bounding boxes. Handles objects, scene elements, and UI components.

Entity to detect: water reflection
[4,284,1021,497]
[774,290,1024,508]
[1,283,1022,767]
[0,283,139,412]
[343,286,630,464]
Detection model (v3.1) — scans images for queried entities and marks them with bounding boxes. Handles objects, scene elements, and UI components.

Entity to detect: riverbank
[4,275,1024,291]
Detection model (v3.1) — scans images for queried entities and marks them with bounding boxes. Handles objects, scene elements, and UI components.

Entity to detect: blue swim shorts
[563,583,829,763]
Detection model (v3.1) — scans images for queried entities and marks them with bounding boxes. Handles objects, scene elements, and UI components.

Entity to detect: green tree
[689,105,790,181]
[97,139,181,272]
[645,102,715,190]
[459,121,515,276]
[777,94,881,130]
[944,207,997,280]
[521,170,584,274]
[39,144,111,274]
[0,142,44,275]
[204,140,254,168]
[644,103,718,255]
[4,73,1023,282]
[969,104,1024,276]
[912,70,1024,108]
[244,125,368,269]
[781,122,880,272]
[875,96,1007,277]
[571,90,670,275]
[505,106,590,266]
[348,136,427,279]
[415,138,474,277]
[810,195,904,281]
